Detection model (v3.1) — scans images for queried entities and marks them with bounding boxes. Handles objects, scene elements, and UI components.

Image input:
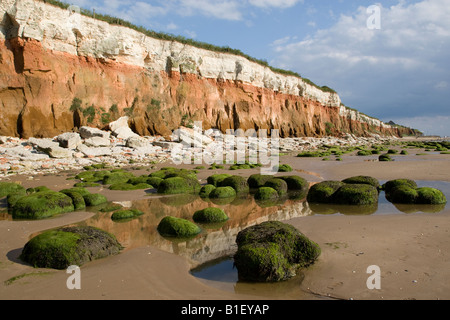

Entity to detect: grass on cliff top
[39,0,336,94]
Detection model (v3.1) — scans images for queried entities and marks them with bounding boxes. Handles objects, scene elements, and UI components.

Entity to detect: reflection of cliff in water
[76,194,312,268]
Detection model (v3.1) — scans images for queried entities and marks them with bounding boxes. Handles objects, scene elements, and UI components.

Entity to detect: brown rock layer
[0,37,417,139]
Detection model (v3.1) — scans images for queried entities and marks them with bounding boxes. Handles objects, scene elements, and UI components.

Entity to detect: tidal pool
[1,180,448,298]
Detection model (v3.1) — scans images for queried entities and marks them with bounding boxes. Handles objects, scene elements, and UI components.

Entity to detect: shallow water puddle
[308,180,449,216]
[1,181,448,298]
[190,255,312,298]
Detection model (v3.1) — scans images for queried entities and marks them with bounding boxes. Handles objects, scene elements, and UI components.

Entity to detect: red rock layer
[0,37,416,139]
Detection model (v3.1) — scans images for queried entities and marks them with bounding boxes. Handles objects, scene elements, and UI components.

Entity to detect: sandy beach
[1,144,449,301]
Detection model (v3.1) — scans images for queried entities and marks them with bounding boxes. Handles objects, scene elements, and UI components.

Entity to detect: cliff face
[0,0,417,139]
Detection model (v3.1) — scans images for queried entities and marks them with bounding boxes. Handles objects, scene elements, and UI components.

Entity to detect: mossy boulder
[111,209,144,221]
[74,182,101,188]
[150,168,197,180]
[279,176,309,191]
[26,186,52,194]
[388,185,419,204]
[75,170,111,183]
[307,181,345,204]
[264,178,288,196]
[20,226,122,269]
[254,187,279,201]
[146,177,163,188]
[233,221,321,282]
[333,184,379,205]
[6,189,27,208]
[247,174,272,189]
[379,154,393,162]
[60,187,91,197]
[83,193,108,206]
[416,187,447,205]
[0,182,25,198]
[209,186,237,199]
[383,179,418,194]
[342,176,380,189]
[127,175,152,185]
[230,163,251,170]
[157,176,200,194]
[383,179,447,205]
[357,150,372,156]
[59,189,86,210]
[275,164,293,172]
[102,171,135,185]
[193,207,229,223]
[108,183,152,191]
[207,174,232,187]
[219,175,250,194]
[199,184,216,198]
[157,216,201,238]
[11,191,75,220]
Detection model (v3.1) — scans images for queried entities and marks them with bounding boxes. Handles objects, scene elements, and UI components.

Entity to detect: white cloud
[248,0,303,8]
[166,23,178,31]
[271,0,450,125]
[177,0,243,20]
[184,29,197,39]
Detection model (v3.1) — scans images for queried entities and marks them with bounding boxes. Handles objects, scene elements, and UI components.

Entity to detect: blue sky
[68,0,450,136]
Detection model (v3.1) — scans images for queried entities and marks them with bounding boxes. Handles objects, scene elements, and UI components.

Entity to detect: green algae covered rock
[11,191,75,220]
[234,221,321,282]
[279,176,309,191]
[146,177,163,188]
[111,209,144,221]
[157,176,200,195]
[254,187,279,201]
[219,175,250,194]
[193,207,229,223]
[157,216,201,238]
[6,190,27,208]
[207,174,233,187]
[209,186,237,199]
[247,174,273,189]
[307,181,345,204]
[333,184,379,205]
[199,184,216,198]
[379,154,394,162]
[108,183,152,191]
[416,187,447,205]
[102,171,135,185]
[307,180,379,206]
[59,189,86,210]
[342,176,380,189]
[264,178,288,196]
[83,193,108,206]
[0,182,25,198]
[383,179,418,194]
[20,226,122,269]
[275,164,293,172]
[388,185,419,204]
[383,179,447,205]
[150,167,197,180]
[60,187,91,197]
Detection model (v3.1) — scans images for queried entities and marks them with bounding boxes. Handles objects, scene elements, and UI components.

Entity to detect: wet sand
[1,148,450,300]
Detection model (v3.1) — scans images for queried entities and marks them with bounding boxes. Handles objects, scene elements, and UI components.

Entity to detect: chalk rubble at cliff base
[0,117,398,178]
